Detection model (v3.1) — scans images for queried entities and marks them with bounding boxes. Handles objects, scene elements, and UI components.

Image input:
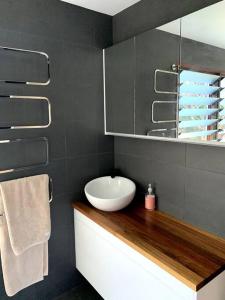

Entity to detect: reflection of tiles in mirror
[0,137,49,174]
[0,95,51,129]
[0,45,50,85]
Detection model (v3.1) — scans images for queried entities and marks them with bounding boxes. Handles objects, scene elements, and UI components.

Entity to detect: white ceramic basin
[84,176,136,212]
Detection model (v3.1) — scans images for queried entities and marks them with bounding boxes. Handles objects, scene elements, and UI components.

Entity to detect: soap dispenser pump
[145,184,155,211]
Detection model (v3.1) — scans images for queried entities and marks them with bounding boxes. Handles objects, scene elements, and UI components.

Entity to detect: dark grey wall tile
[115,153,149,190]
[115,152,185,208]
[64,85,102,123]
[50,193,74,227]
[66,152,114,198]
[94,20,113,48]
[66,155,99,197]
[115,137,186,166]
[66,120,98,158]
[97,133,114,154]
[98,153,114,176]
[186,144,225,174]
[115,134,225,237]
[0,0,112,48]
[152,163,185,216]
[47,159,67,197]
[47,125,66,161]
[115,152,185,220]
[184,168,225,237]
[113,0,221,43]
[61,45,103,90]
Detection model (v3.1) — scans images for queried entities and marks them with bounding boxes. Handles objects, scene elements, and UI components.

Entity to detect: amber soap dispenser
[145,184,155,211]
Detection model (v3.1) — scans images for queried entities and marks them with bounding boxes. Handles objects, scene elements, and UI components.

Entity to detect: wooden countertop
[73,201,225,291]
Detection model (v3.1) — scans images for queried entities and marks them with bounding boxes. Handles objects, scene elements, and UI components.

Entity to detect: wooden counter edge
[72,201,225,292]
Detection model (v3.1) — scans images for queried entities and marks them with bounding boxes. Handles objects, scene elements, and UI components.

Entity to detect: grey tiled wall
[115,137,225,238]
[0,1,113,299]
[113,0,225,238]
[113,0,222,43]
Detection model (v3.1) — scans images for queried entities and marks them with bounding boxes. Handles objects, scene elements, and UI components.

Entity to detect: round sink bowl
[84,176,136,212]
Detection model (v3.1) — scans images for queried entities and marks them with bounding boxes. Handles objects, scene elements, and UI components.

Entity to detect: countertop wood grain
[73,201,225,291]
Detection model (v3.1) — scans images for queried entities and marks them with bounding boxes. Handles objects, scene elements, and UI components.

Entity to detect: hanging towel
[0,174,51,255]
[0,174,51,297]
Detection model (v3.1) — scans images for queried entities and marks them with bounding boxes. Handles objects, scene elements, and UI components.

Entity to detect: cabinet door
[105,38,135,134]
[135,29,180,137]
[75,210,196,300]
[179,6,225,143]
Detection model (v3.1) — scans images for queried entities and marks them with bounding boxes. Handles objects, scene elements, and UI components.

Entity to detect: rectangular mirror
[104,1,225,146]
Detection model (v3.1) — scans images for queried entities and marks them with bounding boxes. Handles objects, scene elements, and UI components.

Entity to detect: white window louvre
[179,130,218,139]
[178,69,225,141]
[179,108,218,117]
[179,119,218,128]
[180,83,220,95]
[179,96,221,106]
[180,70,220,85]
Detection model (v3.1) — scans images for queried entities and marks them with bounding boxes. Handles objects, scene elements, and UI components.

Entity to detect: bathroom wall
[0,0,113,299]
[113,0,222,43]
[113,0,225,238]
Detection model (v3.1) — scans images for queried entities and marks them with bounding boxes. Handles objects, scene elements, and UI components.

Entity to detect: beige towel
[0,174,51,255]
[0,174,51,297]
[0,218,48,297]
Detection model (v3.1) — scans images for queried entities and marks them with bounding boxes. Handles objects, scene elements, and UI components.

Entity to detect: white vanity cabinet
[74,203,225,300]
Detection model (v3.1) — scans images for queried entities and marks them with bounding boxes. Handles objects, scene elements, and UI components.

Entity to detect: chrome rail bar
[0,45,50,86]
[0,137,49,174]
[0,95,52,129]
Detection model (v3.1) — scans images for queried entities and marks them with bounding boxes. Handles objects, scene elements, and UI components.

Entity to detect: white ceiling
[60,0,141,16]
[158,1,225,49]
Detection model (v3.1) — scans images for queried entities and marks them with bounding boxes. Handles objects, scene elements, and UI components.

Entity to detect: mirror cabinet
[104,1,225,145]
